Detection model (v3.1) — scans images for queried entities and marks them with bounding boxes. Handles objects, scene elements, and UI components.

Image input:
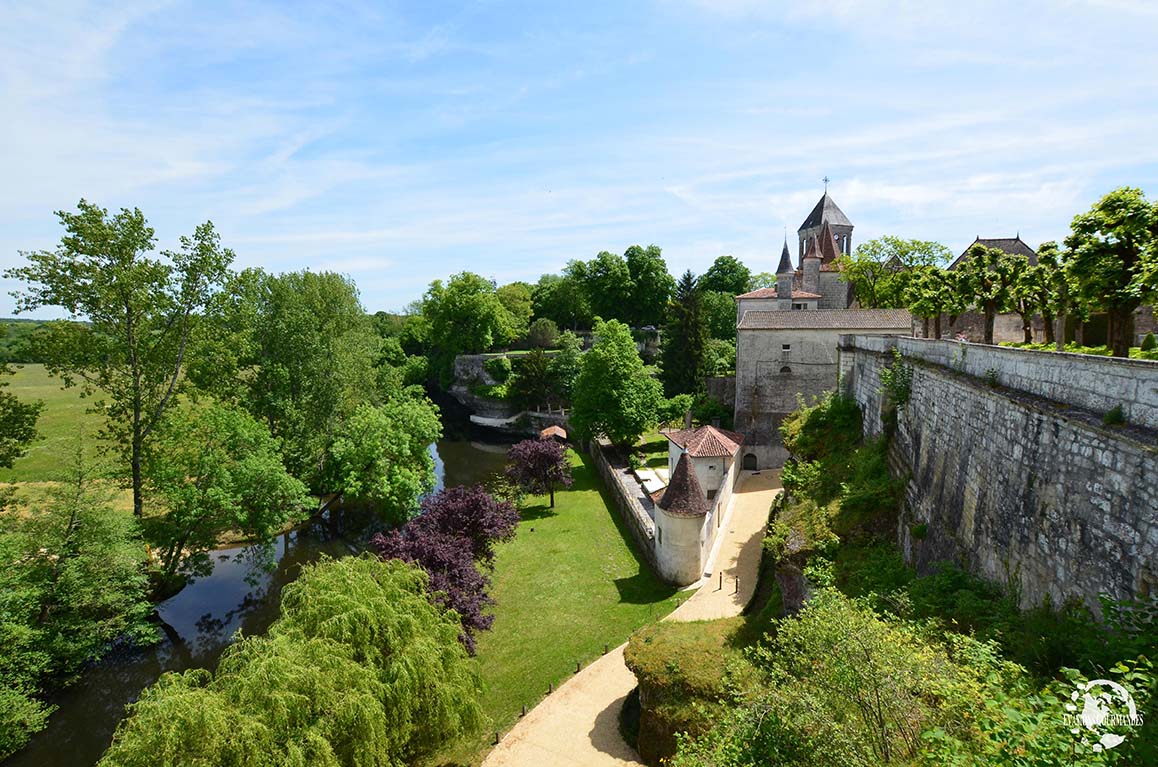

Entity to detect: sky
[2,0,1157,318]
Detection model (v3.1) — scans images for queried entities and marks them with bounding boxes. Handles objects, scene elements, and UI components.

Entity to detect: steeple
[658,453,709,517]
[798,191,854,259]
[776,238,793,275]
[816,220,841,264]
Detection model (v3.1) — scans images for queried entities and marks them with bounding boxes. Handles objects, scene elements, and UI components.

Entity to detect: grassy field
[441,449,686,764]
[1,363,134,512]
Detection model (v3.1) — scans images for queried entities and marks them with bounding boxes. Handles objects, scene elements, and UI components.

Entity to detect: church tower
[798,191,853,259]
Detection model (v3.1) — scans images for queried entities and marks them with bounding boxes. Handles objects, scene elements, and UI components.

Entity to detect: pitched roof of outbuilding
[661,424,744,457]
[799,193,852,231]
[948,236,1038,270]
[657,453,710,517]
[736,286,779,299]
[737,308,913,330]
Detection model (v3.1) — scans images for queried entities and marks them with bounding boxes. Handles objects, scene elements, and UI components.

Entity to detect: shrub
[1103,404,1125,426]
[527,317,560,348]
[484,355,512,383]
[1141,332,1157,352]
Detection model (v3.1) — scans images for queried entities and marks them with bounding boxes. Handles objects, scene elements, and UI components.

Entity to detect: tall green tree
[326,399,442,526]
[906,267,962,339]
[531,273,592,331]
[189,269,381,487]
[838,237,952,308]
[0,450,155,758]
[701,290,738,341]
[98,556,482,767]
[143,400,311,578]
[1063,187,1158,357]
[625,244,676,327]
[6,201,233,517]
[571,319,661,449]
[699,255,752,295]
[508,348,557,410]
[422,272,519,383]
[549,330,583,403]
[956,245,1024,344]
[661,271,709,396]
[495,281,534,341]
[567,253,633,324]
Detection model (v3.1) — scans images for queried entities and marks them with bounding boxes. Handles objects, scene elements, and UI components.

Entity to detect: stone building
[732,192,912,469]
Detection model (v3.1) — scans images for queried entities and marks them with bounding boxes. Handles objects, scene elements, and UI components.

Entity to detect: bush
[527,318,559,349]
[1141,332,1157,352]
[1103,404,1125,426]
[484,355,512,383]
[658,394,694,426]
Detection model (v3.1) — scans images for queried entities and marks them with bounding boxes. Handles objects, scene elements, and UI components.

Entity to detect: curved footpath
[481,470,783,767]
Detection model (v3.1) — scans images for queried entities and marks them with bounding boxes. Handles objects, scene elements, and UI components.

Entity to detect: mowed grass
[440,449,685,764]
[1,363,133,512]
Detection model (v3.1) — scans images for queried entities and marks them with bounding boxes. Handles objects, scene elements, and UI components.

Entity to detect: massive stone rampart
[838,335,1158,615]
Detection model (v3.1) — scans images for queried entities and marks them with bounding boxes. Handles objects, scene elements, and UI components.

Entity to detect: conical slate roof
[817,220,841,264]
[776,239,794,274]
[658,453,709,517]
[802,234,821,260]
[799,192,852,231]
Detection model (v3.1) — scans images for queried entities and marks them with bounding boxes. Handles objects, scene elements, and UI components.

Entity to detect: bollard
[734,577,739,595]
[521,704,526,717]
[603,643,608,655]
[718,573,722,591]
[493,731,500,745]
[548,682,553,694]
[576,660,581,673]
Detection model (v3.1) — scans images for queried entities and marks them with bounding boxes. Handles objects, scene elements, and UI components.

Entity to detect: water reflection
[3,437,511,767]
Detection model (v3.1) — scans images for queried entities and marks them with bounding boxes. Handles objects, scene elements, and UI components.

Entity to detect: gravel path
[481,470,782,767]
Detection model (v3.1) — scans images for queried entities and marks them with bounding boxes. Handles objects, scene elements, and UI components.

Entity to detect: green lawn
[440,449,685,764]
[0,363,108,483]
[636,430,670,471]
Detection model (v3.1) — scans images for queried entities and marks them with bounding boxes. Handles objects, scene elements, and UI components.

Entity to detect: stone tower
[798,192,853,259]
[775,238,794,301]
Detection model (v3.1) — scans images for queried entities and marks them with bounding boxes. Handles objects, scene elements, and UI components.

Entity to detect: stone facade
[839,335,1158,615]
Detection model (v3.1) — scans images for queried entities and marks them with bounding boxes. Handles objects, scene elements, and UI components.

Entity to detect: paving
[481,470,782,767]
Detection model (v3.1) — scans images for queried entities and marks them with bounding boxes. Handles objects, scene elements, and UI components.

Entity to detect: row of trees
[842,187,1158,356]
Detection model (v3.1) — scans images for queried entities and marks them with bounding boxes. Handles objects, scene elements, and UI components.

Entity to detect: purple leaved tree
[372,485,518,653]
[505,438,573,507]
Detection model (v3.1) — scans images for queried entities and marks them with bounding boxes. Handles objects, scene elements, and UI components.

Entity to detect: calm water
[4,438,509,767]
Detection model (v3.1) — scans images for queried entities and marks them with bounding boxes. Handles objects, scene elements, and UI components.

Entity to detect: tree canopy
[6,200,233,517]
[98,556,483,767]
[571,318,661,448]
[505,438,573,507]
[699,255,752,296]
[625,244,676,327]
[661,271,709,396]
[838,236,951,308]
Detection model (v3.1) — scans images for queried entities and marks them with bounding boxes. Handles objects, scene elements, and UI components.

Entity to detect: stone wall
[839,335,1158,615]
[588,439,659,574]
[704,376,735,410]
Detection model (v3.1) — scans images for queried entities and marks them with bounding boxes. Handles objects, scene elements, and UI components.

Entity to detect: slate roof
[737,309,913,330]
[802,235,821,260]
[799,192,852,231]
[817,221,841,264]
[661,424,744,458]
[736,286,779,299]
[657,453,710,517]
[776,240,794,274]
[949,236,1038,270]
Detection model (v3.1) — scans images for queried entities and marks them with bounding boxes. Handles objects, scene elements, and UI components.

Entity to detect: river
[3,438,510,767]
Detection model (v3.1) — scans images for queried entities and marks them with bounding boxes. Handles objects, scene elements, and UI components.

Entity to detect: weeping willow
[99,556,483,767]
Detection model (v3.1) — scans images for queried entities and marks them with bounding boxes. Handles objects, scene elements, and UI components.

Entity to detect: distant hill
[0,319,49,364]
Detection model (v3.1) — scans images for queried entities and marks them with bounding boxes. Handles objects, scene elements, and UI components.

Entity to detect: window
[780,365,792,374]
[782,344,791,352]
[792,303,804,310]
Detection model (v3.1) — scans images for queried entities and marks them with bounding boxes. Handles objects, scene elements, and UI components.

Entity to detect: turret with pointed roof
[657,453,709,517]
[776,238,794,299]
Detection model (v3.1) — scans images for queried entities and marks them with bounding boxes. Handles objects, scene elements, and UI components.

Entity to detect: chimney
[683,409,693,430]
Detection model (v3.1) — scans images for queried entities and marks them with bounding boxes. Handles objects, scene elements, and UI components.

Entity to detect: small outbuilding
[539,425,567,443]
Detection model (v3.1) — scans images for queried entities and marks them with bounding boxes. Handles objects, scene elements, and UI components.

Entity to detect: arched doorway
[742,453,758,470]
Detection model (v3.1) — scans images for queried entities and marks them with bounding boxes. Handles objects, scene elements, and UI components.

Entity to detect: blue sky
[3,0,1157,317]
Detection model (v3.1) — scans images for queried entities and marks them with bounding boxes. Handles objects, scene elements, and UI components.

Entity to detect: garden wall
[838,335,1158,616]
[589,439,659,574]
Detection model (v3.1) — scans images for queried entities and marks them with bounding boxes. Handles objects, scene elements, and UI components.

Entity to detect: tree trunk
[984,309,996,345]
[934,314,942,339]
[1075,321,1084,346]
[1043,312,1056,345]
[1022,316,1033,344]
[549,485,555,508]
[922,317,930,338]
[1109,308,1134,357]
[1055,312,1066,350]
[132,436,144,518]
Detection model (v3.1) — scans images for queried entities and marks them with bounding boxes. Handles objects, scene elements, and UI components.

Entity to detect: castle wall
[838,335,1158,614]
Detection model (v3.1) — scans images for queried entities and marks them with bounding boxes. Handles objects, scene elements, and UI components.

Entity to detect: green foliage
[1064,187,1158,356]
[0,352,42,469]
[548,330,583,402]
[625,244,676,328]
[690,393,734,430]
[838,236,952,308]
[704,337,736,375]
[1142,332,1157,352]
[98,556,483,767]
[878,348,913,409]
[189,268,382,490]
[957,244,1024,344]
[0,452,155,758]
[508,349,557,409]
[484,355,512,383]
[1103,404,1125,426]
[566,252,634,325]
[327,398,442,525]
[495,282,534,341]
[905,266,964,338]
[661,270,709,396]
[657,393,695,426]
[0,320,50,364]
[779,393,863,464]
[422,272,521,383]
[526,317,559,348]
[570,319,662,448]
[142,399,311,577]
[5,200,234,517]
[701,289,738,341]
[531,273,592,331]
[699,255,752,296]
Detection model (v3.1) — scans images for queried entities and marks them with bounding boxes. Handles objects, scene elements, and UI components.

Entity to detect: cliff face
[840,336,1158,616]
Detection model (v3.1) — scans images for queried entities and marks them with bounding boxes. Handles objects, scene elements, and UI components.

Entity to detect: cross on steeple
[822,175,830,192]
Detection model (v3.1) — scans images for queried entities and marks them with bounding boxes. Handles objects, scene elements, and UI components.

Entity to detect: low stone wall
[588,439,659,574]
[839,335,1158,615]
